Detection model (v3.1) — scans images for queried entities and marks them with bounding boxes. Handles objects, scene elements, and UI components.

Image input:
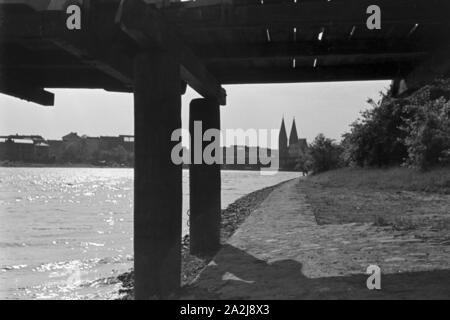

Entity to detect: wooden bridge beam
[0,77,54,106]
[0,5,135,95]
[405,45,450,90]
[189,98,222,256]
[212,63,413,85]
[117,0,227,105]
[133,50,182,299]
[200,44,428,63]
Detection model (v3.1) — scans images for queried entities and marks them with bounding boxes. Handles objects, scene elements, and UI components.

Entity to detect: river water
[0,167,298,299]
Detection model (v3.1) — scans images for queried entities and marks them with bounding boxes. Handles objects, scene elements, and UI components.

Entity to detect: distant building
[221,145,272,170]
[99,136,121,151]
[179,145,272,170]
[34,141,50,162]
[56,133,134,161]
[120,135,135,153]
[47,139,65,162]
[83,136,101,158]
[278,118,308,171]
[62,132,82,143]
[98,135,135,152]
[0,135,49,162]
[1,133,135,165]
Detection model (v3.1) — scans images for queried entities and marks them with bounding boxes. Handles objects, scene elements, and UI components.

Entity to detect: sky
[0,80,390,146]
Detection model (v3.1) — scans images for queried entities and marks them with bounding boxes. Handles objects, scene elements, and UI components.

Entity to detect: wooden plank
[49,38,133,90]
[117,0,227,105]
[203,46,428,63]
[212,63,411,84]
[0,5,134,91]
[190,35,434,59]
[0,78,54,106]
[406,45,450,89]
[163,0,450,29]
[40,6,135,90]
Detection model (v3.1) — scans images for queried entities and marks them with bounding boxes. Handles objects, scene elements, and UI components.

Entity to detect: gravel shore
[116,181,287,300]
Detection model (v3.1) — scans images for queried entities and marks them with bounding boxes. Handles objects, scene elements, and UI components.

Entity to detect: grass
[307,167,450,194]
[299,167,450,229]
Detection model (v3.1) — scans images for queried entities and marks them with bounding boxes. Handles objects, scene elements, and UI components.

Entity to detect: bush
[343,96,409,167]
[343,78,450,170]
[308,134,343,174]
[403,97,450,169]
[294,151,313,173]
[61,141,83,163]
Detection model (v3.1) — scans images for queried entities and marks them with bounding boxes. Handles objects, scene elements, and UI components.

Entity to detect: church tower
[279,118,288,169]
[289,118,299,146]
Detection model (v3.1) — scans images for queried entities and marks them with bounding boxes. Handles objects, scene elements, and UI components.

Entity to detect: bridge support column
[189,98,222,256]
[133,51,182,299]
[391,78,408,97]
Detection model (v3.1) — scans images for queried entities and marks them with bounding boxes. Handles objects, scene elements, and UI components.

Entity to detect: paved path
[182,179,450,299]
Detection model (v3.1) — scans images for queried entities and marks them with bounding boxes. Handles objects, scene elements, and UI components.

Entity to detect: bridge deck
[0,0,449,105]
[164,0,449,84]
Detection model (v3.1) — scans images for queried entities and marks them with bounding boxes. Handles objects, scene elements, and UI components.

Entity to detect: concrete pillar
[189,98,221,256]
[133,51,182,299]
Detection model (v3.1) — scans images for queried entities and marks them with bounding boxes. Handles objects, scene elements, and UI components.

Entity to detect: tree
[61,141,83,163]
[308,134,343,174]
[294,151,312,174]
[343,96,409,167]
[342,78,450,170]
[403,97,450,169]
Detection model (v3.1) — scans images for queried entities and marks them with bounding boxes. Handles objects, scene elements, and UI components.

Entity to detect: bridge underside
[1,0,450,105]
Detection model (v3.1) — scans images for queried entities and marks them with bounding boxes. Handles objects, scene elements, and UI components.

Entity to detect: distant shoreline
[0,162,294,173]
[0,161,132,169]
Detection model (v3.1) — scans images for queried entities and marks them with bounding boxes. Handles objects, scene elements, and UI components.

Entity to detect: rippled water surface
[0,167,299,299]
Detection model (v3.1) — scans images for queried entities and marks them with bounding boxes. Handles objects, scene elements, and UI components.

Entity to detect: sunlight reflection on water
[0,167,299,299]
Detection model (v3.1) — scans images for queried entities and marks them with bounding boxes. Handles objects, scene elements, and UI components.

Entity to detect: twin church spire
[279,117,308,171]
[289,118,299,146]
[279,117,299,147]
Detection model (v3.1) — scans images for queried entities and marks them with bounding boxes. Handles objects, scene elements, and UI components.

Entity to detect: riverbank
[116,180,290,300]
[181,168,450,299]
